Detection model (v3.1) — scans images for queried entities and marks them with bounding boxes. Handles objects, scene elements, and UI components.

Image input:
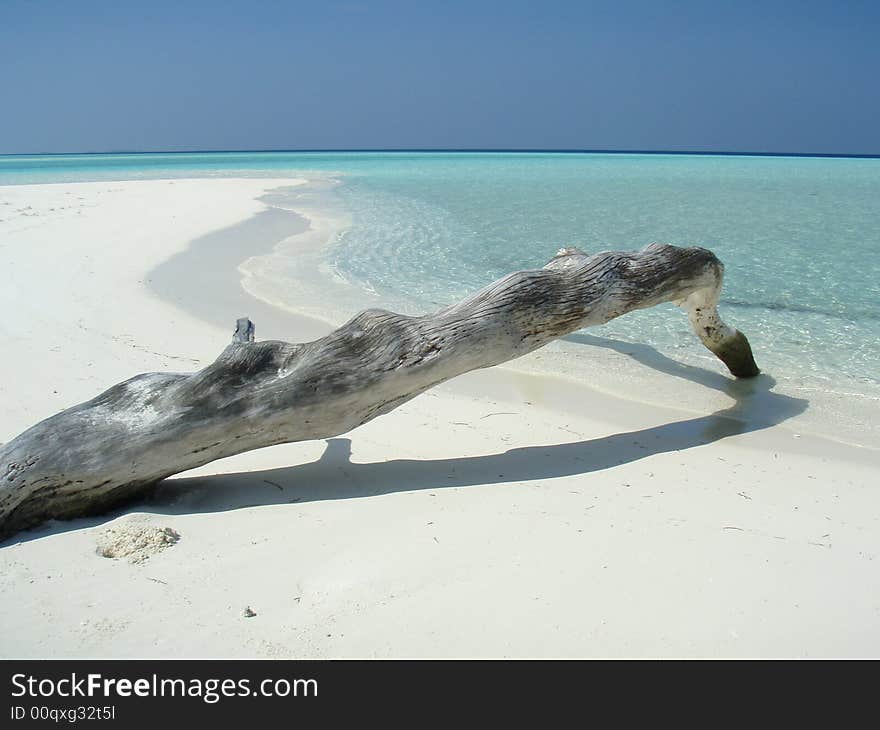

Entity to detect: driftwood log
[0,243,758,539]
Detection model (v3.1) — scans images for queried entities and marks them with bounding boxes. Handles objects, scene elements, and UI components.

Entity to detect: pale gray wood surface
[0,243,758,539]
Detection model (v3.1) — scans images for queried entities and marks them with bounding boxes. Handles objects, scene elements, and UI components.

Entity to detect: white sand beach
[1,178,878,658]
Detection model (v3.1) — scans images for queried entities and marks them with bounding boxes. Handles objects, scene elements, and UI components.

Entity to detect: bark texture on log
[0,243,758,539]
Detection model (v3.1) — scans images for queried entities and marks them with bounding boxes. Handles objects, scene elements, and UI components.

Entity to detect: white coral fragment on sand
[95,523,180,564]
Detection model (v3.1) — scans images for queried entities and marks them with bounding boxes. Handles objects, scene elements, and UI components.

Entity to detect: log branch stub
[232,317,255,344]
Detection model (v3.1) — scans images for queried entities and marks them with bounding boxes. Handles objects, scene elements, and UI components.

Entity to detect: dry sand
[0,178,878,658]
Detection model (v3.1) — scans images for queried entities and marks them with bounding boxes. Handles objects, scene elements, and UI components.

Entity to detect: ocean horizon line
[2,148,879,160]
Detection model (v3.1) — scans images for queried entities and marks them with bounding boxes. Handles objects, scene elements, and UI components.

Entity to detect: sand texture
[1,178,878,658]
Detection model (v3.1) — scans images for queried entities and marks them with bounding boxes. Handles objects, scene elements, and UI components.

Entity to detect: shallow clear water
[3,151,879,398]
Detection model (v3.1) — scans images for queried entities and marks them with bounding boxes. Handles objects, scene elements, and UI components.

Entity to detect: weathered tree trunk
[0,243,758,539]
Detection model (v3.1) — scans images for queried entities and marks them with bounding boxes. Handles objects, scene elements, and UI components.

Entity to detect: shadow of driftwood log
[143,369,805,517]
[2,341,806,546]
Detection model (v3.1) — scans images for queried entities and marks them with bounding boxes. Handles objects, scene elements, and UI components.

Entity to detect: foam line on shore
[148,184,333,344]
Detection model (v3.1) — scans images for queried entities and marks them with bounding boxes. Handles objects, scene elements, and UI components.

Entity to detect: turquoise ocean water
[2,151,879,412]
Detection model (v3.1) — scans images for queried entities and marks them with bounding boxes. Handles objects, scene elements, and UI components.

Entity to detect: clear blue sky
[1,0,878,154]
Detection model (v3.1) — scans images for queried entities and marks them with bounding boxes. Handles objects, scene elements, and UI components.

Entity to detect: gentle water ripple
[3,151,879,398]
